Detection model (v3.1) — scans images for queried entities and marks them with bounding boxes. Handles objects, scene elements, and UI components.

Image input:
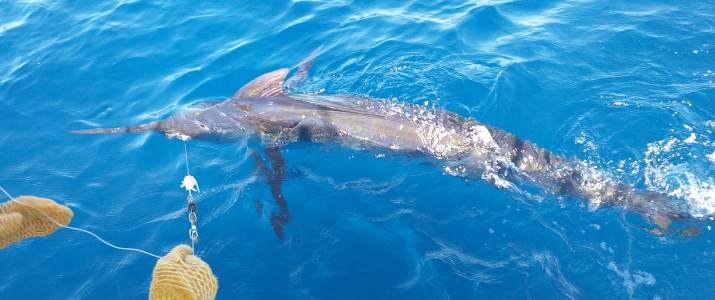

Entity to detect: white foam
[644,137,715,217]
[684,133,696,144]
[608,262,656,297]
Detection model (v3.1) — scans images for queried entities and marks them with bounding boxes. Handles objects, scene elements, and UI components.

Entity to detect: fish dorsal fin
[233,68,289,98]
[187,100,220,110]
[286,47,321,90]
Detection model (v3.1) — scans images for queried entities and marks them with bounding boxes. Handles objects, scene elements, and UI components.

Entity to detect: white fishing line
[0,185,161,259]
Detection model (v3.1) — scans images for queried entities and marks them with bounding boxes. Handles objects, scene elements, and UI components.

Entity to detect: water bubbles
[574,133,598,153]
[389,65,407,72]
[443,165,467,176]
[611,101,629,107]
[575,133,586,145]
[608,262,656,297]
[683,133,696,144]
[600,241,614,254]
[644,134,715,217]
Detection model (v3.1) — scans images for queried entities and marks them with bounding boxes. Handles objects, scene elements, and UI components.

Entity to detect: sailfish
[72,50,692,238]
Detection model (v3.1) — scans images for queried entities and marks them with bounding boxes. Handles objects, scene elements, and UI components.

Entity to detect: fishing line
[184,142,191,177]
[181,141,200,254]
[0,185,161,259]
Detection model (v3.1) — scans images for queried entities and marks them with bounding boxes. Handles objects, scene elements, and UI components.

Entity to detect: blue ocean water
[1,0,714,299]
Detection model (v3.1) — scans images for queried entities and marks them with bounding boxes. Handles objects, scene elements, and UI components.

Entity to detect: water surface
[1,0,714,299]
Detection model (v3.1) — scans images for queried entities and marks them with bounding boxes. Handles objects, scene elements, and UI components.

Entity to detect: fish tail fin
[627,190,686,230]
[70,121,158,135]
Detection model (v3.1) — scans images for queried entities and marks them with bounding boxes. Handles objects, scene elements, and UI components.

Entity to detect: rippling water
[1,1,714,299]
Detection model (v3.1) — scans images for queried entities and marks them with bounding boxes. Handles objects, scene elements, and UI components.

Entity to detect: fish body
[72,52,688,232]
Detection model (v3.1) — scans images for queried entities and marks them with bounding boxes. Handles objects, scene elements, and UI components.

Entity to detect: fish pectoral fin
[252,151,271,178]
[266,146,286,181]
[252,146,291,240]
[233,68,289,98]
[270,212,287,240]
[266,146,290,240]
[649,212,673,230]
